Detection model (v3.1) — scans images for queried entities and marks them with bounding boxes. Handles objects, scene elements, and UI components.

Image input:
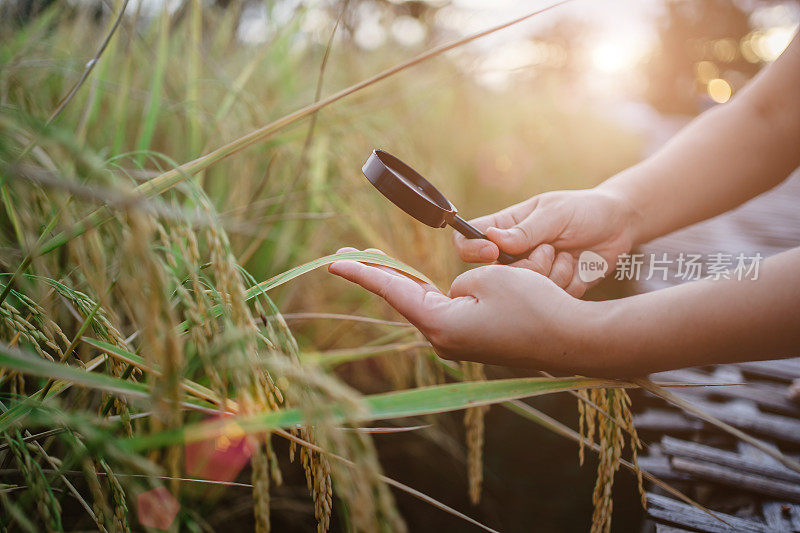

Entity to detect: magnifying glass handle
[450,215,525,265]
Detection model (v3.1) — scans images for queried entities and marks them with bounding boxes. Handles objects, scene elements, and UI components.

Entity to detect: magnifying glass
[362,149,525,265]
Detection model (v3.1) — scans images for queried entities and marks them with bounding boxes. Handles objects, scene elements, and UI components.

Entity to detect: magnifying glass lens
[387,167,437,203]
[362,149,525,265]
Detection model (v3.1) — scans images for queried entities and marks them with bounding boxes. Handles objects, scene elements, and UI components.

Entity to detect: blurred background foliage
[0,0,797,530]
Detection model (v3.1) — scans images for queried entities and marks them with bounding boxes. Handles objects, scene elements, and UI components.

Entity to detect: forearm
[583,247,800,376]
[600,101,796,244]
[598,36,800,245]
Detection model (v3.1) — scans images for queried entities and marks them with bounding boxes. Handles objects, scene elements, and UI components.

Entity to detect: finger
[549,252,574,289]
[564,276,587,298]
[361,248,409,278]
[564,257,587,297]
[448,268,483,299]
[448,265,507,299]
[340,247,414,281]
[328,260,448,325]
[452,236,500,263]
[336,246,359,254]
[333,247,393,273]
[509,243,555,276]
[567,251,611,297]
[484,206,565,256]
[452,200,535,257]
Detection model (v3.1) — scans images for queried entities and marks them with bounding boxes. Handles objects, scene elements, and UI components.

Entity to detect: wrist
[567,299,631,377]
[595,169,647,247]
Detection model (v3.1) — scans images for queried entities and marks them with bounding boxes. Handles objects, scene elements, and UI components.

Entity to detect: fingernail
[329,260,356,274]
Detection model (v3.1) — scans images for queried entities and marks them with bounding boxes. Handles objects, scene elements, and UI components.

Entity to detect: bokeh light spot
[740,34,761,63]
[137,487,180,530]
[712,38,738,62]
[391,16,426,47]
[707,78,732,104]
[186,418,255,482]
[694,61,719,83]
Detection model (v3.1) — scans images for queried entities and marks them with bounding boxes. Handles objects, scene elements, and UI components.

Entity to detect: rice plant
[0,1,765,531]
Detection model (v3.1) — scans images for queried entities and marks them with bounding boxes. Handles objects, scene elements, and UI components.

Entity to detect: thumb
[485,208,564,255]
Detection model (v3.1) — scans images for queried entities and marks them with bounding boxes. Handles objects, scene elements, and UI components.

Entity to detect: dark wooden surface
[632,170,800,532]
[646,493,779,533]
[639,362,800,532]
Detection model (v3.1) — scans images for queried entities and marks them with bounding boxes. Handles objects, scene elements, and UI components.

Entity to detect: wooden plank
[761,501,800,532]
[671,457,800,503]
[646,493,777,533]
[661,437,800,484]
[738,360,800,382]
[788,505,800,531]
[652,369,718,383]
[683,400,800,445]
[634,409,704,433]
[692,385,796,417]
[738,442,786,469]
[638,455,693,482]
[650,369,800,416]
[655,525,695,533]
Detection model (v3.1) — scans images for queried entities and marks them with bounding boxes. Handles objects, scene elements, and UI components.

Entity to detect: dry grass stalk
[252,445,272,533]
[463,361,488,505]
[197,202,288,531]
[101,460,131,533]
[298,429,333,533]
[80,456,112,532]
[117,209,185,491]
[158,222,229,407]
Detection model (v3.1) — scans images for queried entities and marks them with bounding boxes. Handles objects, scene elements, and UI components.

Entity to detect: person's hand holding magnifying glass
[360,149,639,296]
[452,188,642,297]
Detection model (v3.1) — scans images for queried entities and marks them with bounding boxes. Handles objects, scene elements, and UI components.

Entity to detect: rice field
[0,1,758,531]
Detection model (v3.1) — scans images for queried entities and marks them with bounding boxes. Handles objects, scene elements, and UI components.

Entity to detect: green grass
[0,2,744,532]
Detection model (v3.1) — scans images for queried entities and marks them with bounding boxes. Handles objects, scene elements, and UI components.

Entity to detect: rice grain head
[462,362,488,505]
[577,388,644,533]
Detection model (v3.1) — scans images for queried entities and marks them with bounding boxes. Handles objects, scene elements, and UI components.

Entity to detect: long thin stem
[16,0,130,161]
[288,0,349,192]
[0,213,60,307]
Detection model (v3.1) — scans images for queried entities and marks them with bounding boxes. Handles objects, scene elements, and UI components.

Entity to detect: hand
[328,248,604,372]
[452,189,641,297]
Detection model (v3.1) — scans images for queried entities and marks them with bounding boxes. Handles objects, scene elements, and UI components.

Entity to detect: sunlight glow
[753,26,798,62]
[591,43,630,73]
[707,78,732,104]
[589,34,648,75]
